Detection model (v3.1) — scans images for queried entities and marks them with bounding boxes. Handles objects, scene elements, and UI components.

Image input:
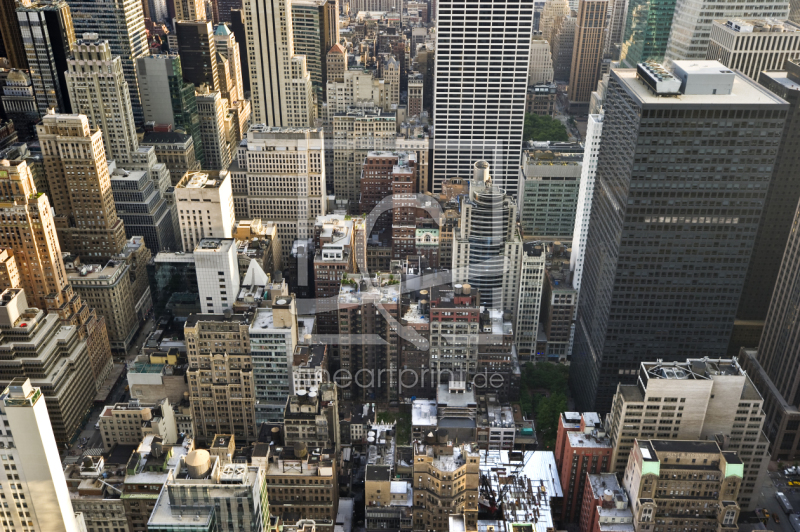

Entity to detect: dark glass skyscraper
[570,61,788,412]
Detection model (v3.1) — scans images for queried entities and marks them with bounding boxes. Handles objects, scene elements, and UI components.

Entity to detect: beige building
[623,439,742,532]
[66,457,129,532]
[607,358,770,511]
[185,312,257,445]
[333,107,396,210]
[175,170,235,252]
[541,0,571,43]
[382,55,400,109]
[66,258,140,350]
[0,249,21,290]
[0,288,96,443]
[706,19,800,80]
[139,131,202,185]
[568,0,607,111]
[552,11,577,81]
[230,126,327,262]
[174,0,206,21]
[412,440,479,532]
[196,85,233,171]
[0,158,113,386]
[283,383,339,450]
[66,34,138,167]
[38,112,127,260]
[98,398,178,451]
[214,24,244,103]
[327,43,347,83]
[529,35,555,84]
[259,445,339,531]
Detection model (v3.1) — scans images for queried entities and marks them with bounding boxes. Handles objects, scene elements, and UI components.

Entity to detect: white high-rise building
[0,377,82,532]
[175,170,235,252]
[515,242,546,356]
[664,0,789,61]
[66,34,139,166]
[230,125,327,262]
[250,296,299,423]
[244,0,316,126]
[570,113,602,291]
[431,0,535,197]
[194,238,241,313]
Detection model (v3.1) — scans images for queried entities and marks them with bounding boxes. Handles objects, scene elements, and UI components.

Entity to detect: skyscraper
[570,61,787,412]
[571,113,603,292]
[291,0,338,98]
[1,70,38,141]
[0,378,83,532]
[737,59,800,461]
[67,0,150,126]
[664,0,789,61]
[245,0,316,126]
[732,58,800,352]
[618,0,676,66]
[452,161,522,313]
[17,1,75,115]
[37,112,127,260]
[230,10,251,93]
[214,23,244,103]
[567,0,607,112]
[0,0,27,69]
[430,0,534,197]
[136,54,205,165]
[176,20,220,92]
[195,85,232,170]
[65,34,138,166]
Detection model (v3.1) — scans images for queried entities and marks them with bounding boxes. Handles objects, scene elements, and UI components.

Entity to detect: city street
[752,468,800,532]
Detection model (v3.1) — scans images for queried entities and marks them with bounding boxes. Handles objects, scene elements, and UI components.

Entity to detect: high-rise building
[605,0,628,58]
[664,0,789,61]
[529,35,555,84]
[431,0,534,197]
[333,106,396,209]
[65,34,138,166]
[570,113,602,292]
[541,242,578,360]
[194,238,241,313]
[452,161,522,313]
[623,440,742,532]
[552,11,577,81]
[174,0,206,20]
[17,1,75,116]
[618,0,676,66]
[326,43,347,83]
[292,0,338,98]
[110,168,177,253]
[0,378,84,532]
[229,10,250,93]
[408,72,424,117]
[554,412,612,523]
[737,60,800,462]
[230,125,327,262]
[214,23,244,103]
[338,273,400,401]
[515,242,546,359]
[0,289,96,444]
[568,0,607,111]
[1,70,38,141]
[139,131,202,183]
[519,149,582,239]
[606,358,770,511]
[136,54,205,166]
[570,61,788,413]
[0,159,69,309]
[426,284,481,387]
[38,112,127,260]
[731,59,800,353]
[0,0,27,69]
[381,55,400,109]
[244,0,316,126]
[177,21,220,92]
[195,85,232,170]
[412,441,480,532]
[185,313,256,444]
[706,19,800,81]
[249,296,299,423]
[67,0,149,126]
[540,0,570,43]
[175,170,235,251]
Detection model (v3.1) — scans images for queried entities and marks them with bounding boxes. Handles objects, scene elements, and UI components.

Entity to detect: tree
[523,113,569,142]
[537,392,568,449]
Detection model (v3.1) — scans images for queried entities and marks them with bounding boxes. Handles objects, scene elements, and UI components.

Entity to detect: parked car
[775,513,782,524]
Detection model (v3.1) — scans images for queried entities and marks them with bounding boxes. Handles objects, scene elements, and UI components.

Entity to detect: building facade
[707,19,800,81]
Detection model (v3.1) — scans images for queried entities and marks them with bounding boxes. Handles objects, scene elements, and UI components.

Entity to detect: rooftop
[411,400,437,426]
[194,238,235,254]
[140,131,193,145]
[177,171,228,189]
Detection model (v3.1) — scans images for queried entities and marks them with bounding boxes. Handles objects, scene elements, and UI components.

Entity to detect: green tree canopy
[523,113,569,142]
